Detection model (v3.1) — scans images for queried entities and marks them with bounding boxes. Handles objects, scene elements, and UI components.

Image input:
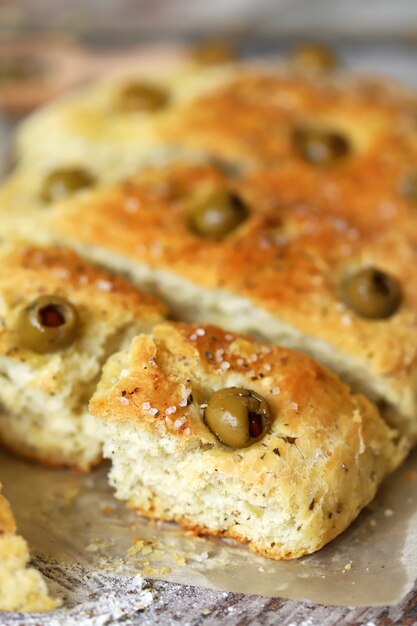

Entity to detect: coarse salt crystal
[120,368,129,378]
[166,406,177,415]
[189,334,197,341]
[96,279,113,292]
[173,419,183,429]
[118,397,129,405]
[220,361,230,371]
[179,399,188,407]
[341,314,352,326]
[54,268,70,279]
[148,408,159,416]
[271,387,280,395]
[225,333,233,340]
[124,197,140,213]
[150,242,162,258]
[215,349,224,362]
[236,358,244,366]
[264,363,272,371]
[195,328,205,336]
[142,402,151,410]
[184,427,191,435]
[291,402,299,411]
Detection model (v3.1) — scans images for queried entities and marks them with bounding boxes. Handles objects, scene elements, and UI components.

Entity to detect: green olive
[400,173,417,202]
[290,42,339,72]
[116,82,169,112]
[41,167,96,203]
[205,387,272,448]
[341,267,401,319]
[188,191,248,240]
[191,40,236,65]
[293,127,350,165]
[17,295,79,353]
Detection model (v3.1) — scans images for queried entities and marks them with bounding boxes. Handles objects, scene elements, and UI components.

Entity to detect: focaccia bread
[0,483,58,611]
[11,59,417,210]
[0,242,166,470]
[90,322,402,560]
[14,162,417,448]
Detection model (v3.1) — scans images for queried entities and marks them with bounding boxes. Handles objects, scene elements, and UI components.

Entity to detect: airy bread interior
[0,324,142,470]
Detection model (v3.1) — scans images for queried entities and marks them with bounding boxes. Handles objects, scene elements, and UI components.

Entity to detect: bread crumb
[404,471,417,482]
[173,554,187,566]
[152,550,165,559]
[344,562,352,571]
[64,488,79,507]
[101,505,115,515]
[384,508,394,517]
[127,542,144,556]
[132,535,143,544]
[143,567,171,576]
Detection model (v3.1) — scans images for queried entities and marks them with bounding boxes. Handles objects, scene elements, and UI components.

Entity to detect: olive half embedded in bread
[205,387,272,447]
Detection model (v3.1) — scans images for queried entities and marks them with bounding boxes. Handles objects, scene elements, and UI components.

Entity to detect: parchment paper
[1,446,417,610]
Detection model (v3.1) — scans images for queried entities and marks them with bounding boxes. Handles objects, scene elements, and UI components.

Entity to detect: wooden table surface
[5,575,417,626]
[123,579,417,626]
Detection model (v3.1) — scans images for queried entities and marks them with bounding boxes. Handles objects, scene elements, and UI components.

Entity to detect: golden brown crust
[0,242,166,373]
[161,68,417,172]
[91,321,399,446]
[91,322,401,559]
[45,161,417,428]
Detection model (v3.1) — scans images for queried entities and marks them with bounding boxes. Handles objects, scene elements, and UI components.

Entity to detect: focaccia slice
[0,242,166,470]
[90,322,402,560]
